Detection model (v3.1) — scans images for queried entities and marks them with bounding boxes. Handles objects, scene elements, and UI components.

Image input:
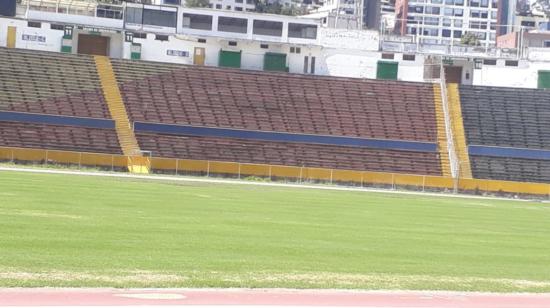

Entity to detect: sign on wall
[21,34,46,43]
[166,50,189,57]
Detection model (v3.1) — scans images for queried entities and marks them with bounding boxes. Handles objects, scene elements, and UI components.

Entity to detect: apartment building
[394,0,499,46]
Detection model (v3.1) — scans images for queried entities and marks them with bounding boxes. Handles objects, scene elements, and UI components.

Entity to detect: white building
[395,0,499,47]
[2,0,550,88]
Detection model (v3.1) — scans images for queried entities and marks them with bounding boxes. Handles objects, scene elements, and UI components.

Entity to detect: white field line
[0,166,542,203]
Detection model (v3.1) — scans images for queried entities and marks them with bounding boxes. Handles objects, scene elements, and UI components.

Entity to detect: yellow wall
[1,145,549,197]
[7,26,16,49]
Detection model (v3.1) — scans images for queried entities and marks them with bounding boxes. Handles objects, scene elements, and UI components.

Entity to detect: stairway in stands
[94,55,149,174]
[433,84,452,177]
[446,83,472,178]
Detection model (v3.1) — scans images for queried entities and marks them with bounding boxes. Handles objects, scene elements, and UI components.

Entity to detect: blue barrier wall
[469,145,550,160]
[134,122,437,152]
[0,111,115,129]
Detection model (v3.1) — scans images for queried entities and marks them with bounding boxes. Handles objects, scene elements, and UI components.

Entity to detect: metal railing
[438,63,459,183]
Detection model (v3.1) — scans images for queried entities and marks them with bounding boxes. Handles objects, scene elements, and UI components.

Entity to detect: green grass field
[1,170,550,292]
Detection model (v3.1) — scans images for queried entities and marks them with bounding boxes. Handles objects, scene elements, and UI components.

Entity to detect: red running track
[1,288,550,307]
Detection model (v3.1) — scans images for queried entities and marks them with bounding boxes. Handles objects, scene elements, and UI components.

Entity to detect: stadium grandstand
[1,45,550,195]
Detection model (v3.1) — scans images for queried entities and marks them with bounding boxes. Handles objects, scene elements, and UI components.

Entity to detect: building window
[544,41,550,48]
[228,41,237,46]
[290,46,301,54]
[198,38,207,43]
[216,4,222,9]
[311,56,316,74]
[236,0,243,3]
[50,24,64,30]
[505,60,518,66]
[226,5,231,9]
[96,5,123,19]
[253,20,283,36]
[28,21,41,28]
[155,34,169,41]
[125,7,143,24]
[143,9,177,28]
[260,44,268,49]
[442,29,451,37]
[235,6,243,11]
[303,56,308,74]
[483,59,497,65]
[182,13,213,30]
[218,17,248,33]
[403,54,416,61]
[382,53,394,59]
[133,32,147,39]
[453,30,462,38]
[288,23,317,39]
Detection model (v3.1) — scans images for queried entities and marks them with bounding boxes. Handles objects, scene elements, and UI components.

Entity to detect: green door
[263,53,288,72]
[376,61,398,80]
[219,50,241,68]
[538,70,550,89]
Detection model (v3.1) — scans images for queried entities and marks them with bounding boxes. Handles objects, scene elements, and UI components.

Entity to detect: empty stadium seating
[136,133,442,175]
[111,59,442,175]
[111,59,438,142]
[459,85,550,183]
[0,48,110,119]
[0,121,122,154]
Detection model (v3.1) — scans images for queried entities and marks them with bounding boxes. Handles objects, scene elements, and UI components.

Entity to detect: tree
[460,32,481,46]
[186,0,210,8]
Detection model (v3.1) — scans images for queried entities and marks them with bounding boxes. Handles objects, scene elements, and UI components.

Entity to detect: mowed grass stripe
[1,170,550,291]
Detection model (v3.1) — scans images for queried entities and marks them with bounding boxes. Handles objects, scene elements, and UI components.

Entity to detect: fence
[1,146,550,198]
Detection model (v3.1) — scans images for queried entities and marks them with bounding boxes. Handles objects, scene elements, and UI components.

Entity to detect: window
[453,30,462,38]
[143,9,177,28]
[454,8,463,16]
[228,41,237,46]
[215,4,222,9]
[470,10,480,18]
[483,59,497,65]
[50,24,64,30]
[218,17,248,33]
[521,21,535,27]
[442,29,451,37]
[545,41,550,48]
[425,17,439,25]
[125,7,142,24]
[480,0,488,7]
[182,13,213,30]
[96,5,123,19]
[260,44,268,49]
[133,32,147,39]
[454,19,463,27]
[198,38,206,43]
[311,56,315,74]
[491,11,497,19]
[246,0,254,3]
[226,5,231,9]
[443,18,451,26]
[235,7,243,11]
[290,46,301,53]
[163,0,181,4]
[288,23,317,39]
[403,54,416,61]
[236,0,243,3]
[155,34,169,41]
[382,53,394,59]
[303,56,308,73]
[425,6,440,14]
[28,21,41,28]
[253,20,283,36]
[505,60,518,66]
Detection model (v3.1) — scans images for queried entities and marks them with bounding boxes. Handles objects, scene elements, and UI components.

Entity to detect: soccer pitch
[1,170,550,292]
